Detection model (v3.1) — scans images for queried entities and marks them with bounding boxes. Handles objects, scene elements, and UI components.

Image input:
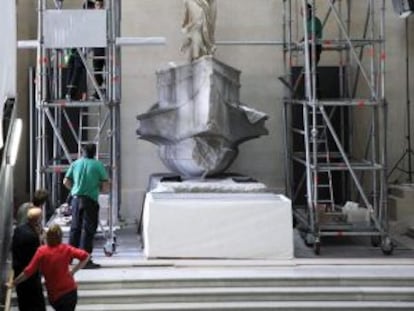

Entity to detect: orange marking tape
[39,57,48,64]
[368,48,374,57]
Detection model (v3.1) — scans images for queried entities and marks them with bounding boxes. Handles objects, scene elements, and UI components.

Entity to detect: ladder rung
[81,126,100,130]
[92,70,108,74]
[81,112,100,116]
[80,141,98,145]
[317,185,331,188]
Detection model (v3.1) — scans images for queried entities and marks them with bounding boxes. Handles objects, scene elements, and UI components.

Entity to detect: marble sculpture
[136,1,268,178]
[180,0,217,61]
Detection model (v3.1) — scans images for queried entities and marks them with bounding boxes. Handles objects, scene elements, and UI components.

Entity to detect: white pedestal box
[142,192,293,259]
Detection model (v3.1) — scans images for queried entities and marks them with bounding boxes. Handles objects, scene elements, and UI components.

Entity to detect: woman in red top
[8,224,90,311]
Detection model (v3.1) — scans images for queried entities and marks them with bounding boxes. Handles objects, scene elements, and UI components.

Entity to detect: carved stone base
[137,56,268,177]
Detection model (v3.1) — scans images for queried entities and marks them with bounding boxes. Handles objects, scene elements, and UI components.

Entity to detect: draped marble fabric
[181,0,217,61]
[136,56,268,177]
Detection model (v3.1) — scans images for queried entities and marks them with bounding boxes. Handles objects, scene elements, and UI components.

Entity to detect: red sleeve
[69,245,89,261]
[23,247,42,277]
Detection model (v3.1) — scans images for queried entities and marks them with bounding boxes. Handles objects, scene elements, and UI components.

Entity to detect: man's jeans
[69,196,99,254]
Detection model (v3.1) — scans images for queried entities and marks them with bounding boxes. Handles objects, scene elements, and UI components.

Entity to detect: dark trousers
[308,44,322,67]
[69,196,99,254]
[16,274,46,311]
[66,53,86,99]
[50,289,77,311]
[307,44,322,98]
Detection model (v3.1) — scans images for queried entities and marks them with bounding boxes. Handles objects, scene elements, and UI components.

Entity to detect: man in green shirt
[63,143,109,269]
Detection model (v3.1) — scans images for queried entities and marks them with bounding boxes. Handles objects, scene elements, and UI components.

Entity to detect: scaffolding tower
[31,0,121,252]
[282,0,392,254]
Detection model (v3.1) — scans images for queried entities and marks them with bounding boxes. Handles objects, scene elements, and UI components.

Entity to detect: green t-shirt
[306,16,323,41]
[65,157,109,202]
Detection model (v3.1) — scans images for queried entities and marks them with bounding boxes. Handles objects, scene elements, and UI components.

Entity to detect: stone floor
[87,223,414,267]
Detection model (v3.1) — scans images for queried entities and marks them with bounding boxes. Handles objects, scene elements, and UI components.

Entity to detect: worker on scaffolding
[64,48,86,101]
[302,3,323,67]
[301,3,323,98]
[64,0,95,101]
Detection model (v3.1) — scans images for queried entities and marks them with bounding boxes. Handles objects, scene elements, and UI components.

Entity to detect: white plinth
[142,192,293,259]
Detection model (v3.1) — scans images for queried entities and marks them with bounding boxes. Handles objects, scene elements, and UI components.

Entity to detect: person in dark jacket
[15,188,49,226]
[9,224,90,311]
[12,208,46,311]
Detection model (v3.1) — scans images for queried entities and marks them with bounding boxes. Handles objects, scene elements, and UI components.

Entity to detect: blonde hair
[46,224,62,246]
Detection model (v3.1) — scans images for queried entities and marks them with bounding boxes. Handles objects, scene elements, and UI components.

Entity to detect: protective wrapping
[43,10,107,48]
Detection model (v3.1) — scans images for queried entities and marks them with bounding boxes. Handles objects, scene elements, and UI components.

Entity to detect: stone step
[15,301,414,311]
[73,286,414,305]
[76,275,414,290]
[10,263,414,310]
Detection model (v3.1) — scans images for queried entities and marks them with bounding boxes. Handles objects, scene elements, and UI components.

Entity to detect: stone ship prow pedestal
[137,56,268,177]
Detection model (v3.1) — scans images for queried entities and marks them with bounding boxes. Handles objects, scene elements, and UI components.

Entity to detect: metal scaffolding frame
[29,1,165,248]
[32,0,122,251]
[282,0,392,254]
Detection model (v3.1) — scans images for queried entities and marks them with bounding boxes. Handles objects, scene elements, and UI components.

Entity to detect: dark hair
[83,143,97,159]
[33,189,49,207]
[83,0,95,9]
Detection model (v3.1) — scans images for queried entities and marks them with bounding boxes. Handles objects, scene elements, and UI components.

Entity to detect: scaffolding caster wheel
[381,236,394,256]
[313,239,321,255]
[103,237,117,257]
[303,232,315,246]
[370,236,381,247]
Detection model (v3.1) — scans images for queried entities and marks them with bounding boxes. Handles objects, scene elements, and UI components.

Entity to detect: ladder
[89,47,107,101]
[310,108,335,212]
[78,109,101,159]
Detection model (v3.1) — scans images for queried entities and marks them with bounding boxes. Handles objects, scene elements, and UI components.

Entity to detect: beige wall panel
[14,1,414,222]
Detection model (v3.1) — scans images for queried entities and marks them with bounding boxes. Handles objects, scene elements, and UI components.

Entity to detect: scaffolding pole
[282,0,392,255]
